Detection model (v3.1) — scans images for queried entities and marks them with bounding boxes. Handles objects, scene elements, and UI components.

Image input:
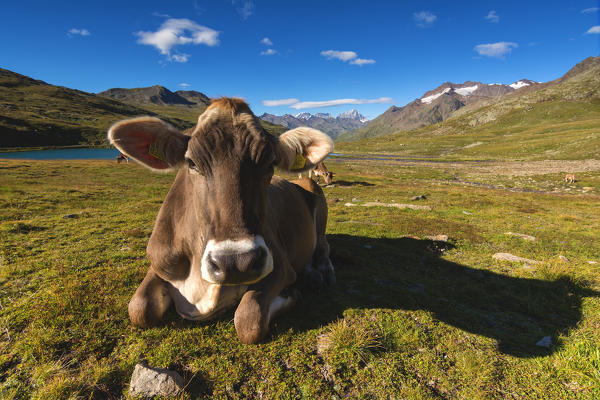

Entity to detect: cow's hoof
[128,297,160,328]
[317,258,336,286]
[234,298,269,344]
[301,267,325,290]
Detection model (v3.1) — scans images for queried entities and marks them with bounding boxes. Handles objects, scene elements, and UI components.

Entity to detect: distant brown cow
[564,173,575,183]
[298,162,334,185]
[108,98,335,344]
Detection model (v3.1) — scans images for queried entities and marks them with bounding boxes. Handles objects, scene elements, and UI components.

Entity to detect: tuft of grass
[318,318,383,368]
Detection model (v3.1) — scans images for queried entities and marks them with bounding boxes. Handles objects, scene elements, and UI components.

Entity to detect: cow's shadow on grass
[278,234,599,358]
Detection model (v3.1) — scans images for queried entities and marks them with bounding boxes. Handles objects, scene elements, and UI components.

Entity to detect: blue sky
[1,1,599,118]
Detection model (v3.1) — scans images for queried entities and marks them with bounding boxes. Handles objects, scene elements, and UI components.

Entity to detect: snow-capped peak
[295,112,312,120]
[509,80,530,90]
[338,109,369,122]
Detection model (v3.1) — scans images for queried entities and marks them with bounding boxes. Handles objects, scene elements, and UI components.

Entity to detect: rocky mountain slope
[336,55,600,160]
[340,79,542,141]
[98,85,210,107]
[260,109,368,138]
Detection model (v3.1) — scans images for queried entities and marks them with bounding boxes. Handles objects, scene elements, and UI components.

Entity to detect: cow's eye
[186,158,200,173]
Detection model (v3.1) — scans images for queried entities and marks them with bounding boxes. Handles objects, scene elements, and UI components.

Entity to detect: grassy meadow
[1,157,599,399]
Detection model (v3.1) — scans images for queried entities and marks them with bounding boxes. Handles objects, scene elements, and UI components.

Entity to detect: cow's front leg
[234,256,297,344]
[128,269,172,327]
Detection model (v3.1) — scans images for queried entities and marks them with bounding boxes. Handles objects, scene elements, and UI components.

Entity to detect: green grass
[336,100,600,160]
[1,158,600,399]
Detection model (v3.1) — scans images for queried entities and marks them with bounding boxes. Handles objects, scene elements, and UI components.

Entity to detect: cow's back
[267,176,326,272]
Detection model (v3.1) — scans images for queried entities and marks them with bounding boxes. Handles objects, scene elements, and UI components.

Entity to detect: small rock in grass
[536,336,551,348]
[352,197,360,202]
[410,195,427,201]
[462,210,473,215]
[505,232,536,241]
[327,197,340,204]
[492,253,540,264]
[129,363,184,398]
[120,246,131,251]
[344,203,357,207]
[589,261,598,265]
[63,213,79,219]
[426,234,448,242]
[558,255,570,263]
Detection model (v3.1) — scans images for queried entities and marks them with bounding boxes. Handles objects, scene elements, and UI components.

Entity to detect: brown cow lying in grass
[108,98,335,344]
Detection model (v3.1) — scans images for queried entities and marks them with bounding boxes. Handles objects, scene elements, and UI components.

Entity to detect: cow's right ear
[108,117,190,171]
[274,127,333,172]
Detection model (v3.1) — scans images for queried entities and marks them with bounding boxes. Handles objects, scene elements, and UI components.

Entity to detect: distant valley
[1,56,598,154]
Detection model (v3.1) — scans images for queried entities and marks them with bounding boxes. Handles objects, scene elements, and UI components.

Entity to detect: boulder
[492,253,540,264]
[129,363,184,398]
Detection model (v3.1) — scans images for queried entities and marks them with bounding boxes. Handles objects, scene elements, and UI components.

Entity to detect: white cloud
[484,10,499,23]
[321,50,358,62]
[350,58,375,66]
[413,11,437,28]
[233,1,255,19]
[261,48,277,56]
[171,53,190,63]
[290,97,393,110]
[262,98,300,106]
[260,37,273,46]
[582,7,599,14]
[68,28,91,37]
[136,18,219,62]
[586,25,600,34]
[262,97,392,109]
[179,83,191,88]
[474,42,518,59]
[321,50,375,66]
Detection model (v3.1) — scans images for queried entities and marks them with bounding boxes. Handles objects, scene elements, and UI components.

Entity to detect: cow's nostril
[207,253,225,281]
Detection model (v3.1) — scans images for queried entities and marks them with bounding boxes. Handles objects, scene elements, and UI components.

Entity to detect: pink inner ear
[118,129,171,170]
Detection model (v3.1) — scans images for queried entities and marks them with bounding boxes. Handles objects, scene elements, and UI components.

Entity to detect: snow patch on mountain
[510,80,530,90]
[421,88,451,104]
[454,85,479,96]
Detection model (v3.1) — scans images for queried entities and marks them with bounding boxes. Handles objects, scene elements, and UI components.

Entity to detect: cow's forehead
[186,98,274,164]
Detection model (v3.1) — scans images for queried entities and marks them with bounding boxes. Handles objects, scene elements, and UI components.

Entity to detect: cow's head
[108,98,332,286]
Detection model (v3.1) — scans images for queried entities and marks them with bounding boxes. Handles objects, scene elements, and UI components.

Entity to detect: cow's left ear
[108,117,190,172]
[274,127,333,172]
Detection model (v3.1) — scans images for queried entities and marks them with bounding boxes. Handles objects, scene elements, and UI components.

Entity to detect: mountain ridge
[260,109,368,138]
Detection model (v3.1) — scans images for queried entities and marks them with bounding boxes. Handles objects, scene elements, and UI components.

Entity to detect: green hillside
[336,61,600,161]
[0,69,286,148]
